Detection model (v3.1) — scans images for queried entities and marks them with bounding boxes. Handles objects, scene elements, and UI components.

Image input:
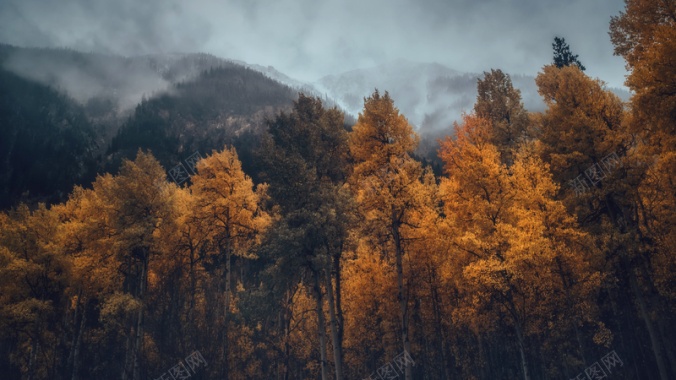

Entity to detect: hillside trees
[0,205,71,379]
[2,9,676,375]
[610,1,676,378]
[74,151,176,380]
[348,90,437,380]
[258,94,352,380]
[474,69,531,165]
[188,147,270,380]
[0,69,97,209]
[438,114,601,380]
[535,54,674,378]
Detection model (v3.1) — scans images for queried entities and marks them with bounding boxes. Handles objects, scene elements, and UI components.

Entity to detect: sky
[0,0,628,88]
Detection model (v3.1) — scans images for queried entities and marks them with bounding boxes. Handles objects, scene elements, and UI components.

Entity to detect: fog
[3,49,171,111]
[1,0,628,88]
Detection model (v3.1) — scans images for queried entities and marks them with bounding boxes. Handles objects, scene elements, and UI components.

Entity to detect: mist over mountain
[0,44,629,137]
[0,45,306,209]
[316,59,630,132]
[0,44,633,204]
[106,64,298,179]
[0,45,319,116]
[0,66,98,208]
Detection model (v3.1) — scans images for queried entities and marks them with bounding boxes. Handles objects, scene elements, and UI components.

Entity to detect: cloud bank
[0,0,628,87]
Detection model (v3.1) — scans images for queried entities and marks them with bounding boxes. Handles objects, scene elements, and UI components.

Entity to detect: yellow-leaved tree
[439,114,601,380]
[188,146,270,380]
[349,90,436,380]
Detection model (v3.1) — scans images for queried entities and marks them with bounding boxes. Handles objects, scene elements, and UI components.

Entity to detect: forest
[0,1,674,379]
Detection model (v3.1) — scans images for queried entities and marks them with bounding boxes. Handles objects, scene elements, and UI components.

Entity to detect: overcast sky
[0,0,628,88]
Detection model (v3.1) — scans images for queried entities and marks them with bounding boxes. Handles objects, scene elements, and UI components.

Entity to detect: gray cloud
[0,0,628,87]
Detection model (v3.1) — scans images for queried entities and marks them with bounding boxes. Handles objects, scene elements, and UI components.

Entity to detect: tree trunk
[325,266,344,380]
[515,325,531,380]
[627,262,670,380]
[122,321,133,380]
[188,242,197,347]
[392,217,412,380]
[431,281,450,380]
[132,255,148,380]
[70,296,86,380]
[28,338,37,380]
[67,291,80,377]
[334,252,344,362]
[554,257,587,367]
[222,242,232,380]
[313,273,329,380]
[478,333,488,380]
[606,195,671,379]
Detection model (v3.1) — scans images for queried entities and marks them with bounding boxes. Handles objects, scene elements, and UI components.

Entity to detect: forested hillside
[0,46,299,209]
[0,1,674,380]
[0,68,98,209]
[107,66,297,178]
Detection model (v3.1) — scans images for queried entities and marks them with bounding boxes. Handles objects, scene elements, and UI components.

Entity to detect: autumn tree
[259,94,352,380]
[610,2,676,378]
[610,0,676,152]
[98,151,176,380]
[474,69,530,165]
[535,64,627,194]
[610,0,676,299]
[535,60,676,379]
[0,204,72,380]
[439,114,602,380]
[552,36,586,70]
[189,146,270,380]
[349,90,436,380]
[33,151,177,380]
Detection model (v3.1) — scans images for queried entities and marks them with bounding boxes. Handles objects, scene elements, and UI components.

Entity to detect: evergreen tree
[553,36,586,71]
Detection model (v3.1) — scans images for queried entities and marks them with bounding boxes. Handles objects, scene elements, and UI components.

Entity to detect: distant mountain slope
[107,65,298,178]
[0,46,246,113]
[316,60,631,132]
[0,46,306,208]
[0,68,98,208]
[315,60,542,131]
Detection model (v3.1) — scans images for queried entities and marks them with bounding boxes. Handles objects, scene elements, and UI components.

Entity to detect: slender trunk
[189,243,197,347]
[478,333,487,380]
[656,317,676,377]
[392,218,412,380]
[334,253,344,360]
[132,256,148,380]
[222,241,232,380]
[514,325,530,380]
[67,290,81,373]
[282,287,293,380]
[325,266,344,380]
[627,262,670,380]
[314,273,329,380]
[284,314,291,380]
[554,257,587,367]
[639,256,676,376]
[431,281,450,380]
[28,338,37,380]
[190,247,196,311]
[121,321,133,380]
[71,297,86,380]
[606,195,671,378]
